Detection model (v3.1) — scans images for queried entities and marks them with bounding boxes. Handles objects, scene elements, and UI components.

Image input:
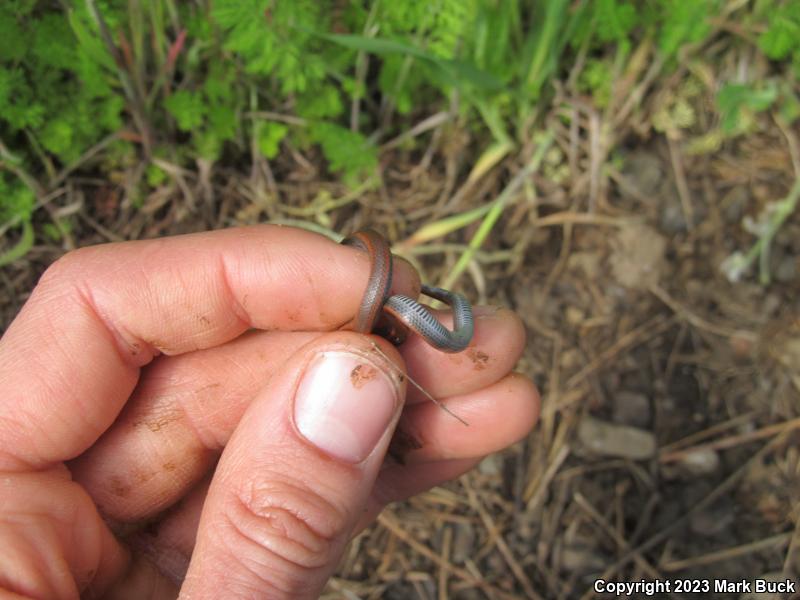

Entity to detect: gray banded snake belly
[341,230,474,353]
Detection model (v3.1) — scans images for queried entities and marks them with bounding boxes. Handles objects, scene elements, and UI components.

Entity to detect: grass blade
[0,220,34,267]
[440,132,554,290]
[311,32,504,92]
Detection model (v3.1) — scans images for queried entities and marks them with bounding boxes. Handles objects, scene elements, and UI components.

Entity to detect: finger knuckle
[37,247,87,287]
[219,475,348,577]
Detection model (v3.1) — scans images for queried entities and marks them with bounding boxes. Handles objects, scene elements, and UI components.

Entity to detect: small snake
[341,230,474,353]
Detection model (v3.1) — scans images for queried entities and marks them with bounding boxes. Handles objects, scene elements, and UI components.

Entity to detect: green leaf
[658,0,715,59]
[759,8,800,60]
[165,90,205,131]
[0,8,27,61]
[310,122,376,183]
[33,14,77,69]
[593,0,636,44]
[195,130,223,161]
[296,85,343,119]
[40,119,75,158]
[146,163,167,187]
[314,32,504,91]
[780,88,800,124]
[717,83,778,133]
[211,0,268,30]
[578,58,614,107]
[0,219,34,267]
[0,175,35,223]
[257,122,288,159]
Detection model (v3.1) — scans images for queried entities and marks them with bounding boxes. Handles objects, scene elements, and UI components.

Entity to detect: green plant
[0,3,124,167]
[720,178,800,285]
[0,173,35,267]
[0,0,796,273]
[757,0,800,74]
[717,82,778,134]
[0,1,127,259]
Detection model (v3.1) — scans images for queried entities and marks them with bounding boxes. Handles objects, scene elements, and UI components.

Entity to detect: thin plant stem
[440,132,553,290]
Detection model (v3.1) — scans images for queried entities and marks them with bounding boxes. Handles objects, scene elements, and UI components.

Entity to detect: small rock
[678,447,721,476]
[729,330,756,361]
[577,416,656,460]
[779,338,800,372]
[622,151,664,198]
[763,293,782,315]
[774,255,797,283]
[612,391,651,428]
[689,505,734,536]
[478,454,503,476]
[722,187,749,224]
[660,199,687,234]
[565,306,585,327]
[451,523,475,564]
[610,225,667,290]
[559,545,606,574]
[560,348,583,371]
[567,251,602,279]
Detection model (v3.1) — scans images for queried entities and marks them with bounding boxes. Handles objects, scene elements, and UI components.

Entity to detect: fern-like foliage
[758,0,800,76]
[0,174,34,224]
[654,0,718,59]
[0,1,124,228]
[0,2,123,166]
[212,0,329,94]
[309,122,376,184]
[209,0,375,177]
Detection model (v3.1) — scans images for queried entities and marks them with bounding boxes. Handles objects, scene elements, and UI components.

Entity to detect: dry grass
[2,20,799,600]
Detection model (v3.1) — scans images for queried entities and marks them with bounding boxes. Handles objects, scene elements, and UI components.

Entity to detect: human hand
[0,226,539,599]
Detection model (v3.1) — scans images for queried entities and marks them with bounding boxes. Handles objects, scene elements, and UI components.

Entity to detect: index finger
[0,225,419,471]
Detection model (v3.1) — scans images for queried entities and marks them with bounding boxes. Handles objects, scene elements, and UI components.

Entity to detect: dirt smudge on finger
[133,407,182,432]
[110,476,131,498]
[388,426,424,465]
[467,348,490,370]
[350,364,377,388]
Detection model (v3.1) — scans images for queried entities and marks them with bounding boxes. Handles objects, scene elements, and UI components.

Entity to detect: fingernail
[473,305,501,318]
[294,351,400,463]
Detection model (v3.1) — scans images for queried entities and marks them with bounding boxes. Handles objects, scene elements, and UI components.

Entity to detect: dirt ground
[2,80,800,600]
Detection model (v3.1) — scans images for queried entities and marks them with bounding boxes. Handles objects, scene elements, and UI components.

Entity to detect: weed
[720,178,800,285]
[0,0,797,272]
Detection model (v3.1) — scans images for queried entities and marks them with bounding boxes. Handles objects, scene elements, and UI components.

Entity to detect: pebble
[560,348,583,371]
[565,306,585,327]
[774,255,797,283]
[610,225,666,290]
[559,545,606,574]
[689,504,734,536]
[678,447,721,476]
[622,151,664,198]
[577,416,656,460]
[612,391,651,428]
[780,338,800,372]
[729,330,755,360]
[567,251,602,278]
[722,186,749,224]
[451,523,475,564]
[478,454,503,477]
[660,199,687,234]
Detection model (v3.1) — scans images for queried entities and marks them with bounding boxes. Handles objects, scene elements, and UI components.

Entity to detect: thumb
[179,332,405,599]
